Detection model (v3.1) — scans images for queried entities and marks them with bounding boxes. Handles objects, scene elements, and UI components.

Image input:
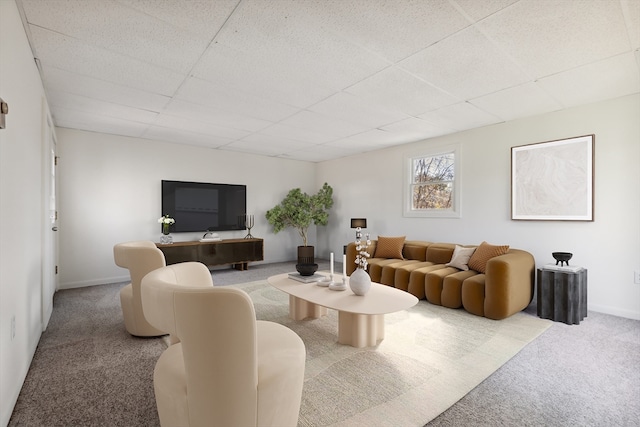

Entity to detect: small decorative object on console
[552,252,573,266]
[349,223,372,295]
[200,229,221,242]
[243,214,255,239]
[158,215,175,244]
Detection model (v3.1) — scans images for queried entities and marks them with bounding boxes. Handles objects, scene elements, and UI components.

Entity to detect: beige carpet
[237,280,552,427]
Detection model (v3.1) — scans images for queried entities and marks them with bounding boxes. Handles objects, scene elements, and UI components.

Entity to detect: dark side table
[537,266,587,325]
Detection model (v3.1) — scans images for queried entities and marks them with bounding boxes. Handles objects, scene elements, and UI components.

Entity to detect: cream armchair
[113,240,166,337]
[141,262,306,427]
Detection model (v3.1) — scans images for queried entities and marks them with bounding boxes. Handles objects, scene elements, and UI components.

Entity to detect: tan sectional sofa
[345,239,535,320]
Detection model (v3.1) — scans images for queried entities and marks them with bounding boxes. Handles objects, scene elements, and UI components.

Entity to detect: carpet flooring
[9,268,552,427]
[240,280,551,426]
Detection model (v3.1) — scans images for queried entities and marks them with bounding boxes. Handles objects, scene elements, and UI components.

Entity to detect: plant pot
[296,245,318,276]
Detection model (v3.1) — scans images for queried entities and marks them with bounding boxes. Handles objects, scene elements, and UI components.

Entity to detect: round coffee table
[267,272,418,348]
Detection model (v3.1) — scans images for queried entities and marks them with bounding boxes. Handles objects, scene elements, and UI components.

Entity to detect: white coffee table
[267,272,418,348]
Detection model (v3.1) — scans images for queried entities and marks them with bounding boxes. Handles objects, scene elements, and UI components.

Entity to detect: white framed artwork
[511,135,594,221]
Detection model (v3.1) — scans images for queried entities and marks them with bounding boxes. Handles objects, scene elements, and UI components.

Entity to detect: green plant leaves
[265,183,334,246]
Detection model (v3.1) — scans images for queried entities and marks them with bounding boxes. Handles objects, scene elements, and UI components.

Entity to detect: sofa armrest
[483,249,535,320]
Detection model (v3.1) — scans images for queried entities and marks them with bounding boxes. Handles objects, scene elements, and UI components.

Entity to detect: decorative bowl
[552,252,573,266]
[295,263,318,276]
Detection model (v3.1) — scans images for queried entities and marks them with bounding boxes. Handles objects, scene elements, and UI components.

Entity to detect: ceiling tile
[28,26,185,96]
[142,125,232,148]
[47,90,159,123]
[327,129,409,151]
[622,0,640,49]
[470,82,562,122]
[258,123,332,145]
[22,0,210,73]
[221,135,315,157]
[41,66,171,112]
[192,42,337,108]
[278,110,369,140]
[192,0,391,107]
[308,92,410,128]
[453,0,519,22]
[53,107,149,138]
[153,114,251,141]
[280,144,362,162]
[478,0,632,78]
[323,0,471,62]
[114,0,239,40]
[175,77,299,123]
[162,99,273,133]
[345,66,461,116]
[537,52,640,108]
[399,26,530,100]
[379,117,453,140]
[418,102,502,131]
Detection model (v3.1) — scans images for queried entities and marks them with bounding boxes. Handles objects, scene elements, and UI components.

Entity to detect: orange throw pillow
[467,241,509,273]
[373,236,406,259]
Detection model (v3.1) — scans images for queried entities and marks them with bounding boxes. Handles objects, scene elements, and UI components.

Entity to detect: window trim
[403,144,461,218]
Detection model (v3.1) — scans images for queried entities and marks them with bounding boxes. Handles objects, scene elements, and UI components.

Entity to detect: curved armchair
[141,262,306,427]
[113,240,166,337]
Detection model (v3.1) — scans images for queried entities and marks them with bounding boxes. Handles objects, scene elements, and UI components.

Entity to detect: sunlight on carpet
[233,280,552,427]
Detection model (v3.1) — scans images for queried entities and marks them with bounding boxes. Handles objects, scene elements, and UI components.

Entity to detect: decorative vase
[296,245,318,276]
[161,224,173,244]
[349,267,371,296]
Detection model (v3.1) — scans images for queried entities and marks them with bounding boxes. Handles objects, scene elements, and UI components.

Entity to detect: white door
[41,111,58,330]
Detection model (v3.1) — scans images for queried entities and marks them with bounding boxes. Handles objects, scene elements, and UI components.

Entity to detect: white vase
[160,233,173,244]
[349,268,371,296]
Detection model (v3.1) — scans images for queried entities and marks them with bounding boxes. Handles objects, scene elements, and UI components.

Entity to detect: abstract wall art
[511,135,594,221]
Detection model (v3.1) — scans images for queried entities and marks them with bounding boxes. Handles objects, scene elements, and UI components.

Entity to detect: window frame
[403,144,461,218]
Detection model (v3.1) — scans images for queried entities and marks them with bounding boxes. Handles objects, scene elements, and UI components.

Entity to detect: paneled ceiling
[16,0,640,162]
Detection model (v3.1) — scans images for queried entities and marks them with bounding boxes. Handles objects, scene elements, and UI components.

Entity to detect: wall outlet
[635,271,640,284]
[11,315,16,341]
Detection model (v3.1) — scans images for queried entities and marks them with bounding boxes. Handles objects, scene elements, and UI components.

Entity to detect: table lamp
[350,218,367,240]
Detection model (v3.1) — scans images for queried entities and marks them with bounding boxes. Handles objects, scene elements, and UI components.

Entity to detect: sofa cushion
[425,243,456,264]
[374,236,406,259]
[467,241,509,273]
[446,245,476,271]
[402,241,430,261]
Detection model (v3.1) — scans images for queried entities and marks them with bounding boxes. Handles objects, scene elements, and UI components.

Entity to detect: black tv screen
[161,180,246,232]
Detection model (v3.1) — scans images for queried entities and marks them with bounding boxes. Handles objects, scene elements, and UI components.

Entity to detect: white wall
[318,94,640,320]
[56,128,318,288]
[0,1,49,425]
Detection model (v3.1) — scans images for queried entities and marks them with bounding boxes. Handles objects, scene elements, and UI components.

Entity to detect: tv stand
[157,238,264,271]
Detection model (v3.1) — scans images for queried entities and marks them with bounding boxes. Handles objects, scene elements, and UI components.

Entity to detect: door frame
[41,99,57,331]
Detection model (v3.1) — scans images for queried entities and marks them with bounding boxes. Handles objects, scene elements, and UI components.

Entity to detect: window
[404,145,460,218]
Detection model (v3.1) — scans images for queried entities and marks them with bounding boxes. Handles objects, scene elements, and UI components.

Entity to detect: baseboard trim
[589,303,640,320]
[59,275,129,290]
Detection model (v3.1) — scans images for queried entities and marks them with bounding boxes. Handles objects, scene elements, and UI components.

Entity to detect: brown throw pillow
[374,236,406,259]
[467,241,509,273]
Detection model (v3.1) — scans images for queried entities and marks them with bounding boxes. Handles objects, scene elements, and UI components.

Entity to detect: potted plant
[266,183,334,275]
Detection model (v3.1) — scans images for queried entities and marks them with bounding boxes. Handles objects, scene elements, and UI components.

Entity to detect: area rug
[237,280,552,427]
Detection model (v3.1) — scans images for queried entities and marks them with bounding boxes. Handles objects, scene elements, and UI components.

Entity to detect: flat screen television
[161,180,247,233]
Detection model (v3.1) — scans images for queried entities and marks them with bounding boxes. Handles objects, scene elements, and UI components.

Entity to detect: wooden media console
[157,238,264,271]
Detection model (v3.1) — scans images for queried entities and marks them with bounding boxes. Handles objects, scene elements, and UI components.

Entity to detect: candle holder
[329,277,347,291]
[317,275,332,287]
[244,214,254,239]
[318,252,336,287]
